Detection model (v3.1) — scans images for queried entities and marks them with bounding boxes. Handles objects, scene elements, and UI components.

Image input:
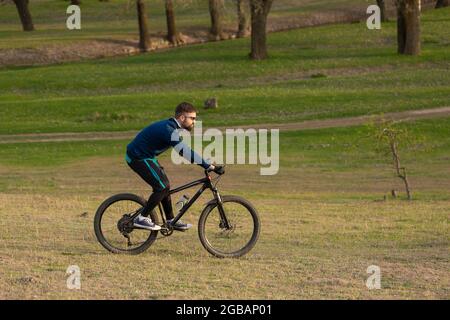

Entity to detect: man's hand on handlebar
[207,164,225,175]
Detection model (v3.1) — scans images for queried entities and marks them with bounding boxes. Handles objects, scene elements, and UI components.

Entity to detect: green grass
[1,117,449,201]
[0,117,449,169]
[281,117,450,168]
[1,7,449,134]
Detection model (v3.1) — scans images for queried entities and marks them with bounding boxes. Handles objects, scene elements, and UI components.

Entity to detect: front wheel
[198,195,260,258]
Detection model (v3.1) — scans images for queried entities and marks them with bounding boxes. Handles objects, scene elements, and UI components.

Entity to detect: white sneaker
[133,215,161,231]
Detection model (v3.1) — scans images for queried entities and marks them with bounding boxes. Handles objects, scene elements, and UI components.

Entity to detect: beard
[184,124,194,132]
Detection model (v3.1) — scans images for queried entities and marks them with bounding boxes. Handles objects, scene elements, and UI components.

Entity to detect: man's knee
[153,184,170,195]
[162,184,170,195]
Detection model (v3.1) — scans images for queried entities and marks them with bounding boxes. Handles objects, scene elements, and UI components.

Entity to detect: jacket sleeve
[167,127,211,169]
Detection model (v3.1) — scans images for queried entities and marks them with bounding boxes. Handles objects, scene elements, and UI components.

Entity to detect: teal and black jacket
[126,118,211,170]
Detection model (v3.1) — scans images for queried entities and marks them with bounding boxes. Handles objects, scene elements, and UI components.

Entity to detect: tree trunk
[396,1,407,54]
[249,0,273,60]
[376,0,388,22]
[403,0,421,55]
[13,0,34,31]
[435,0,449,8]
[396,0,421,56]
[237,0,250,38]
[136,0,150,52]
[209,0,224,40]
[165,0,182,45]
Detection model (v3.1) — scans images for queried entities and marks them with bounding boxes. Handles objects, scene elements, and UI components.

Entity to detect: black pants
[126,154,174,220]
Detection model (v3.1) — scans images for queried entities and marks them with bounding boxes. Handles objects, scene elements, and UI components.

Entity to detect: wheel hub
[117,214,134,234]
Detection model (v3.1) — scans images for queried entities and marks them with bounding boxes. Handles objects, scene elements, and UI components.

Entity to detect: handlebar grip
[205,165,225,175]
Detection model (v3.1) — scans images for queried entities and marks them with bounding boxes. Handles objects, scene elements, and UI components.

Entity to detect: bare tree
[376,0,388,22]
[369,120,420,200]
[381,126,413,200]
[136,0,150,52]
[435,0,449,8]
[249,0,273,60]
[237,0,250,38]
[209,0,225,40]
[396,0,421,55]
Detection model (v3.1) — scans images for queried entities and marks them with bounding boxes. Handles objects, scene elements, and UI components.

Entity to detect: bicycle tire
[198,195,260,258]
[94,193,159,255]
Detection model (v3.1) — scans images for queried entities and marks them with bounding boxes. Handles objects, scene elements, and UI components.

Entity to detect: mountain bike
[93,167,260,258]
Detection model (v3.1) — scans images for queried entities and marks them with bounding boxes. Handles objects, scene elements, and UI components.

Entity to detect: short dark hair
[175,102,196,117]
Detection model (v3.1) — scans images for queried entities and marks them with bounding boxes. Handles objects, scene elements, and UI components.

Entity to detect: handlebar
[205,165,225,176]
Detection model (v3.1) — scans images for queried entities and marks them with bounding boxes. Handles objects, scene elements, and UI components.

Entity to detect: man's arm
[168,128,212,170]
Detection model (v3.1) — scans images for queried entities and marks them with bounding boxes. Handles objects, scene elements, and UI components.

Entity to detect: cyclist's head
[175,102,197,132]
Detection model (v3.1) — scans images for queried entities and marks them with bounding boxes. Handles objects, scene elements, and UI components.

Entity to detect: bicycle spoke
[202,200,256,256]
[97,198,153,252]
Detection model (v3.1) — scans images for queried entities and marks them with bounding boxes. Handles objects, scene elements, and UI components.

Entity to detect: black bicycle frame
[163,172,229,227]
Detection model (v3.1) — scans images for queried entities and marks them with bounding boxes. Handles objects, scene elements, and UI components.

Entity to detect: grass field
[0,5,449,300]
[1,7,449,134]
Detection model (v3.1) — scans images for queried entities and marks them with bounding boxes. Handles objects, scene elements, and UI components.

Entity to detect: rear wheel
[94,193,159,255]
[198,195,260,258]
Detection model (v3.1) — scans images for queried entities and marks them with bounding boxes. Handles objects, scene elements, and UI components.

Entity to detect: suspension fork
[212,188,231,229]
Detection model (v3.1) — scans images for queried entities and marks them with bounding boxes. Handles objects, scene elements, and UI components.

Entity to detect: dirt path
[1,106,449,144]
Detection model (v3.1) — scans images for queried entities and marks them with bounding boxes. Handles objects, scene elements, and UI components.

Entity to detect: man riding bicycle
[125,102,224,231]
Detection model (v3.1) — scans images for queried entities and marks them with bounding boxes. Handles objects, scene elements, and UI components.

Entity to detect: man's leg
[157,163,174,220]
[126,156,190,230]
[126,157,170,217]
[142,159,174,219]
[153,161,192,230]
[161,197,174,220]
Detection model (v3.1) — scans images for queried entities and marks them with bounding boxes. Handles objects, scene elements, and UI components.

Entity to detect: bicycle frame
[169,172,226,223]
[159,171,230,228]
